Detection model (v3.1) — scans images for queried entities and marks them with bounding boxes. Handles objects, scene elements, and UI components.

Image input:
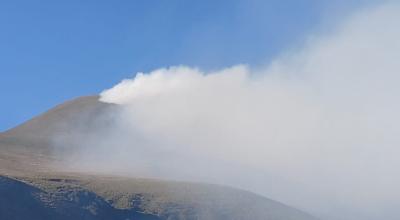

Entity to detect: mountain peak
[0,95,318,220]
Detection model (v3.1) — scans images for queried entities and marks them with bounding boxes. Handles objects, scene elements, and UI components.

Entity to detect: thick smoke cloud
[62,3,400,220]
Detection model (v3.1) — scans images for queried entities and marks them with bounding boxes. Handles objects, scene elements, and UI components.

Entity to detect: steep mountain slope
[0,96,318,220]
[1,96,116,153]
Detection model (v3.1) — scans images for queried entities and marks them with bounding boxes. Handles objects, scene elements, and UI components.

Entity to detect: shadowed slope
[0,176,160,220]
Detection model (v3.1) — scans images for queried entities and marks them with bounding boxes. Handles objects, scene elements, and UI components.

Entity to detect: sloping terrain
[0,96,318,220]
[0,176,159,220]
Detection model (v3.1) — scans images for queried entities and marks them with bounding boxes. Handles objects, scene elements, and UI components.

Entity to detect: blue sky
[0,0,372,131]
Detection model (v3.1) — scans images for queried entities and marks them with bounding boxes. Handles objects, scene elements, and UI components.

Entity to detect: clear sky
[0,0,372,131]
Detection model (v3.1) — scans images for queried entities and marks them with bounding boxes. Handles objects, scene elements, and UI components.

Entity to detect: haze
[51,2,400,220]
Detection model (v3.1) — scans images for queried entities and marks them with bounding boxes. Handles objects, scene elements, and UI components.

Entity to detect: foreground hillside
[0,96,317,220]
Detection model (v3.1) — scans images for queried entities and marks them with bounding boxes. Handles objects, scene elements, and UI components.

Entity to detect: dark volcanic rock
[0,176,160,220]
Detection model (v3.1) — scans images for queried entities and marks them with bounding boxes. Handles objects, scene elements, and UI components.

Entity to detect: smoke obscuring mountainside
[49,2,400,220]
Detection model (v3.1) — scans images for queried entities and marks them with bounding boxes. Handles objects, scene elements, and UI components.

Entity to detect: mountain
[0,96,318,220]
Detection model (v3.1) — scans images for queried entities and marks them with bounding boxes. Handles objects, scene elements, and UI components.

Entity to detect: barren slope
[0,96,318,220]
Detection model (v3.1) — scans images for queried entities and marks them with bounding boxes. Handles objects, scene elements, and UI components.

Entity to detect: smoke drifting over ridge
[60,3,400,220]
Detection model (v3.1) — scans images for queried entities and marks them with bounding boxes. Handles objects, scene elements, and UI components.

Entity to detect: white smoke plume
[65,2,400,220]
